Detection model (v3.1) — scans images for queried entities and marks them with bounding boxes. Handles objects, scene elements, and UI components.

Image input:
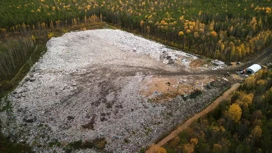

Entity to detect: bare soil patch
[190,59,209,68]
[140,75,215,102]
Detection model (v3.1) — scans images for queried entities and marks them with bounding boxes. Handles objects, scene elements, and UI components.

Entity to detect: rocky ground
[0,29,230,153]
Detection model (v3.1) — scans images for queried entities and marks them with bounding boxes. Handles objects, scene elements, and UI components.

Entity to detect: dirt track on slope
[146,83,240,153]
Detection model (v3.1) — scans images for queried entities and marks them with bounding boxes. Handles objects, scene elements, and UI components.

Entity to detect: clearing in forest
[0,29,231,152]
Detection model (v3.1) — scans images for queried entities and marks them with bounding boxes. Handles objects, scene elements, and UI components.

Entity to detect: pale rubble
[0,29,229,153]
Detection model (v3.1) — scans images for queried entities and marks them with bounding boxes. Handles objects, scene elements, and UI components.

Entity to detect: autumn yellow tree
[244,75,256,89]
[229,41,236,60]
[148,145,167,153]
[235,91,254,105]
[190,138,198,146]
[227,103,242,122]
[211,144,222,153]
[156,147,167,153]
[178,31,184,36]
[140,20,144,27]
[183,143,194,153]
[210,31,218,37]
[251,125,262,139]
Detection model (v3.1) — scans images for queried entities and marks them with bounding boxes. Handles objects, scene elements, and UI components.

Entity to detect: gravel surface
[0,29,229,153]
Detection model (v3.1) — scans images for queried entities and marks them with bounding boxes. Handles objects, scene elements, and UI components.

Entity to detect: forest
[1,0,272,60]
[1,0,272,86]
[163,68,272,153]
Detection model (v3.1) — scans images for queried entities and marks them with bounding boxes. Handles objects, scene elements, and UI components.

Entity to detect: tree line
[1,0,272,62]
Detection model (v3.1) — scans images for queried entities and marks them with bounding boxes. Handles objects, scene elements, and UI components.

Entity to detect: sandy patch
[140,75,215,102]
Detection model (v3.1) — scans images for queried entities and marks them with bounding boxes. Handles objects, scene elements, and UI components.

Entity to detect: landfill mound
[0,29,229,153]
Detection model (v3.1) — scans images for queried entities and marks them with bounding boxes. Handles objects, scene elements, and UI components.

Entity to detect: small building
[246,64,261,74]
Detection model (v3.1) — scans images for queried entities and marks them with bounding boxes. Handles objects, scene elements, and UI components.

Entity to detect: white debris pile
[92,29,198,66]
[0,29,221,153]
[211,59,227,70]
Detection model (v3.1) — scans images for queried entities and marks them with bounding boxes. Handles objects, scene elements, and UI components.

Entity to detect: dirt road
[154,45,272,77]
[146,83,240,153]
